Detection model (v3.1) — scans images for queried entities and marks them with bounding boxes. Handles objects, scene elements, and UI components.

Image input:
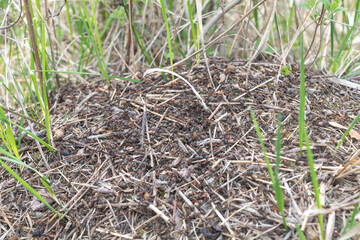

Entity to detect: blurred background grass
[0,0,359,103]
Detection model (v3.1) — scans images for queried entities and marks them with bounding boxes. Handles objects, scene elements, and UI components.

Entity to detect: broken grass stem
[144,68,210,112]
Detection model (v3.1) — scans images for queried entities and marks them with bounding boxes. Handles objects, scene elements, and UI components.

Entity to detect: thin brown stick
[23,0,45,98]
[0,0,23,30]
[304,5,325,60]
[306,20,324,71]
[0,105,45,127]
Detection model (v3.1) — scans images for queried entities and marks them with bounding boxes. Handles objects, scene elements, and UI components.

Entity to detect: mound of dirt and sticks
[1,59,360,239]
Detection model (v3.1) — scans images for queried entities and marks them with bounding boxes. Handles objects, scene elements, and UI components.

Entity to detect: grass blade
[0,159,61,218]
[40,19,52,146]
[65,0,76,63]
[296,224,306,240]
[335,112,360,151]
[250,109,288,231]
[250,108,275,183]
[343,200,359,234]
[330,2,360,73]
[275,113,288,231]
[0,116,54,151]
[304,130,324,239]
[299,31,306,152]
[0,107,20,160]
[159,0,174,72]
[187,0,199,61]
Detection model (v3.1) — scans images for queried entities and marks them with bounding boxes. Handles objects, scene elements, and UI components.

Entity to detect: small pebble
[317,120,329,127]
[32,229,42,237]
[62,149,71,156]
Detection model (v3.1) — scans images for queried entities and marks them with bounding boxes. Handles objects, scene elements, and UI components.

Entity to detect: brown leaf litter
[0,59,360,239]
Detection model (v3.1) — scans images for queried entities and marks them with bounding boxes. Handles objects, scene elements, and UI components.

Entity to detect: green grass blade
[99,6,121,40]
[356,0,360,21]
[250,109,289,231]
[254,6,259,30]
[175,38,191,68]
[0,107,20,159]
[335,112,360,152]
[0,149,61,208]
[79,0,109,84]
[299,31,306,152]
[30,73,46,121]
[0,159,61,217]
[0,155,48,183]
[0,80,20,106]
[287,1,295,45]
[0,145,21,162]
[40,19,52,146]
[343,70,360,79]
[187,0,198,54]
[134,22,163,50]
[65,0,76,62]
[330,6,360,72]
[81,17,108,85]
[275,113,288,231]
[159,0,174,72]
[80,0,91,28]
[89,0,108,84]
[274,13,282,49]
[343,200,359,234]
[0,117,54,151]
[0,124,11,153]
[250,108,275,184]
[304,130,324,239]
[296,224,306,240]
[330,15,335,57]
[40,177,63,207]
[17,117,24,149]
[349,202,359,228]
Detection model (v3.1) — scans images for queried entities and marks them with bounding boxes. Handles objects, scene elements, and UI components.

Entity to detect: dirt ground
[1,59,360,239]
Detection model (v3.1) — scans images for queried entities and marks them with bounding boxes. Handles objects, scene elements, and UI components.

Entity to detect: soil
[1,59,360,239]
